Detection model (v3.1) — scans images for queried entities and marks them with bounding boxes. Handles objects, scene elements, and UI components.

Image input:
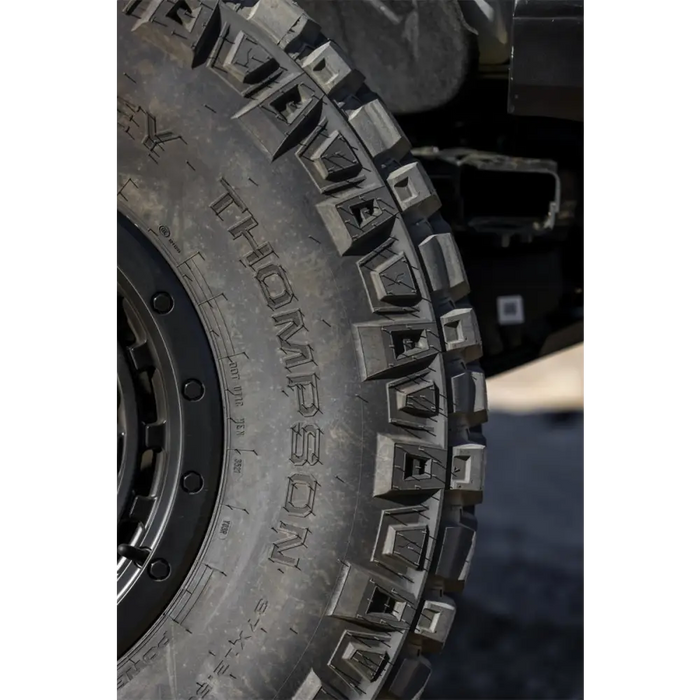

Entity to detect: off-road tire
[117,1,487,698]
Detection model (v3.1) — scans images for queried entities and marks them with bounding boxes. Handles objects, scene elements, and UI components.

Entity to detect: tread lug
[450,441,487,504]
[382,654,432,700]
[413,595,457,651]
[234,72,323,158]
[373,434,446,497]
[347,96,410,164]
[387,161,441,222]
[418,231,470,301]
[316,185,398,255]
[354,321,441,381]
[433,518,476,591]
[249,0,320,52]
[132,0,221,67]
[440,306,482,359]
[327,562,417,631]
[449,363,487,427]
[293,670,344,700]
[302,40,364,96]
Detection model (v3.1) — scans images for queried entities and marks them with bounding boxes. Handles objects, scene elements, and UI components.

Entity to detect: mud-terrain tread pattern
[120,1,487,698]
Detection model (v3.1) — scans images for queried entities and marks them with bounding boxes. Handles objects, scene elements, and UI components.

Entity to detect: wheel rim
[117,343,140,524]
[117,212,224,657]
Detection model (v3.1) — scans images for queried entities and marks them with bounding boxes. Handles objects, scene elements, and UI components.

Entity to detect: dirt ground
[487,344,584,412]
[425,346,583,699]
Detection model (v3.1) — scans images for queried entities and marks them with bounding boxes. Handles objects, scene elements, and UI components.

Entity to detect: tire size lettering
[117,633,169,688]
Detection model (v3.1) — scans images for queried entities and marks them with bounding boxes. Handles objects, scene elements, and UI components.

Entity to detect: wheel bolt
[151,292,174,314]
[182,471,204,494]
[117,544,149,566]
[183,379,204,401]
[148,558,171,581]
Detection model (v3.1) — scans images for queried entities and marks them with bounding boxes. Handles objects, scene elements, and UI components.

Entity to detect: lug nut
[151,292,174,314]
[117,544,150,566]
[148,558,171,581]
[182,471,204,494]
[183,379,204,401]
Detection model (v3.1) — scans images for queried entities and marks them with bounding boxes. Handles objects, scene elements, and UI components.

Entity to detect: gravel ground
[425,410,584,700]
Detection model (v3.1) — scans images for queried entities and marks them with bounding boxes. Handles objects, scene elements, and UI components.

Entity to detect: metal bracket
[415,147,575,246]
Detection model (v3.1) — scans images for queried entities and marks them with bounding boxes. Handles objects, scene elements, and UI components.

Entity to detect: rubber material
[117,1,487,698]
[297,0,474,115]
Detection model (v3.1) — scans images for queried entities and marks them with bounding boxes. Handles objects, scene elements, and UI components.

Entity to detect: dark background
[426,410,583,700]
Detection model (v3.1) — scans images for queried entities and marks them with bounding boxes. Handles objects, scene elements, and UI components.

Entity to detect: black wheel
[117,2,487,698]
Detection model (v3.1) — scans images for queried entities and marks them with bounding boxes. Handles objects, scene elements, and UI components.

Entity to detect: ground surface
[425,348,583,699]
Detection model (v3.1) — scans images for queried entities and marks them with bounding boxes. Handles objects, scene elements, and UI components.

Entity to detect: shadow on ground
[425,411,583,700]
